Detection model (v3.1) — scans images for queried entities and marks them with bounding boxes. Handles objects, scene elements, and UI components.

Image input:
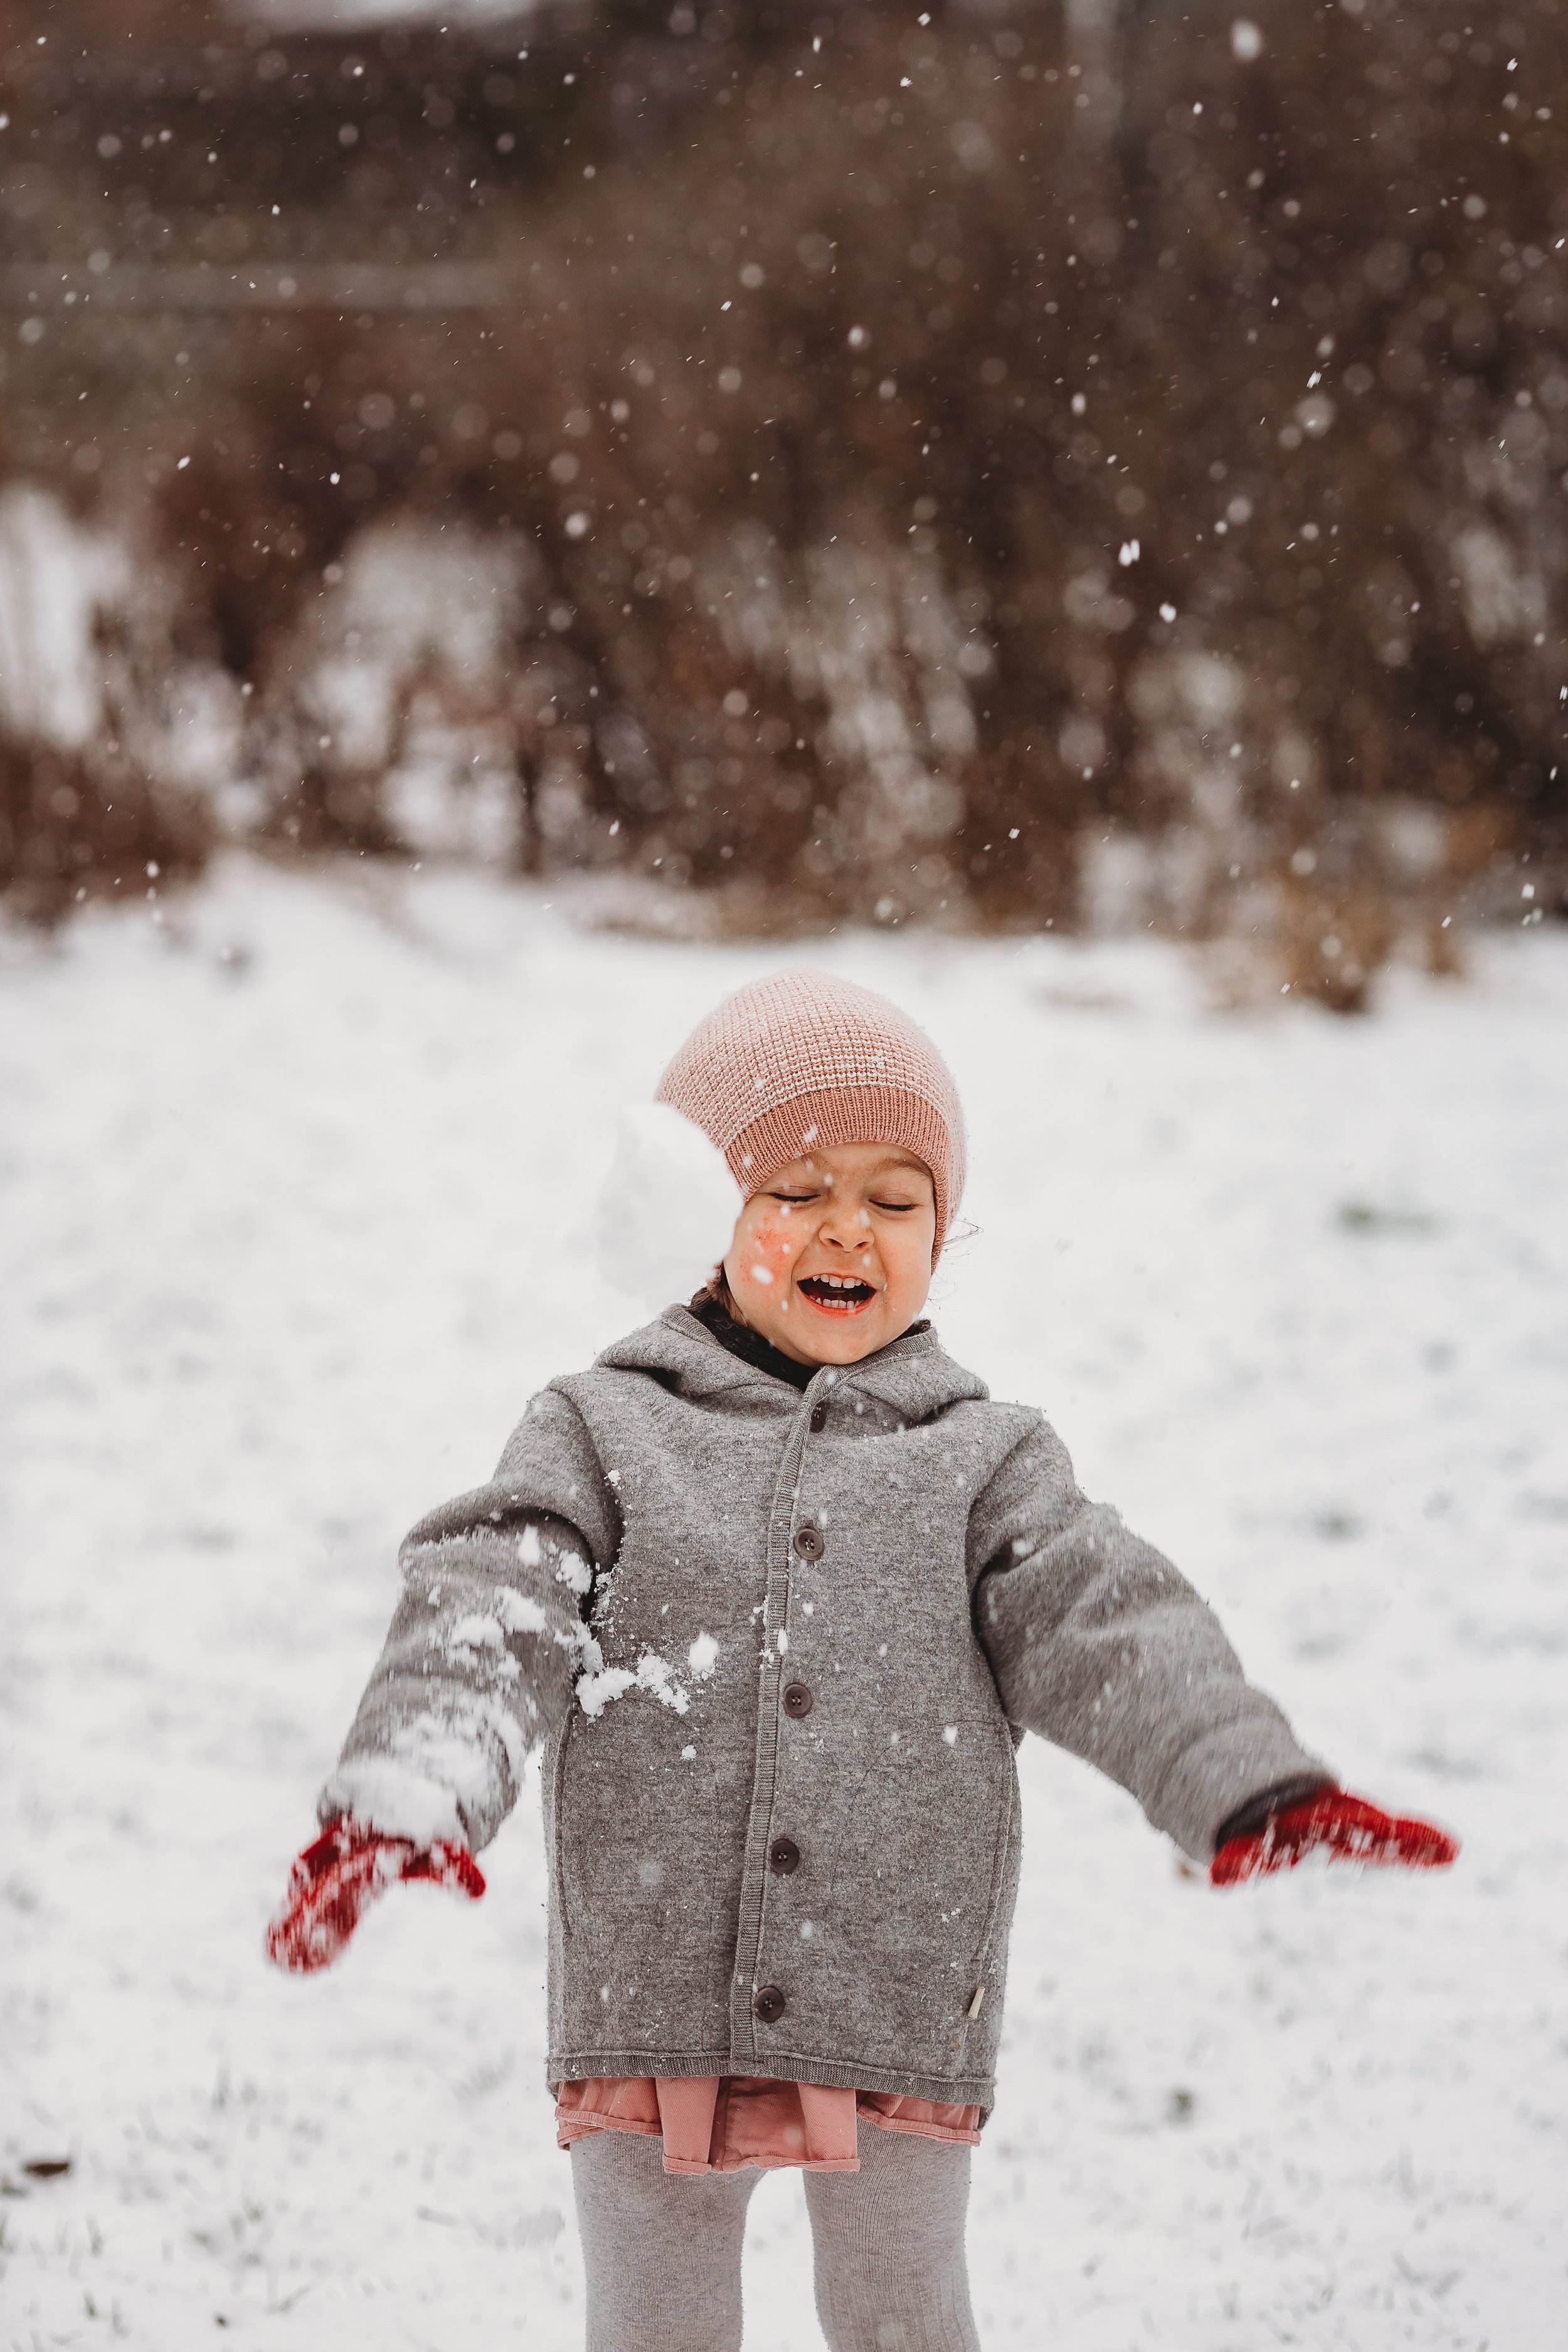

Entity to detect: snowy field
[3,854,1565,2352]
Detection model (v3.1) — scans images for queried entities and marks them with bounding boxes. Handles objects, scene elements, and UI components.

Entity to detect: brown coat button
[793,1523,824,1562]
[808,1404,827,1434]
[782,1682,813,1719]
[769,1836,801,1875]
[754,1984,787,2024]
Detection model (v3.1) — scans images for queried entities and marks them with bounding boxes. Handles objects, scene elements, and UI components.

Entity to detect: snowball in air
[594,1103,743,1309]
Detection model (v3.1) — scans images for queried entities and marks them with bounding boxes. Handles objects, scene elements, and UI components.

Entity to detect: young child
[267,968,1456,2352]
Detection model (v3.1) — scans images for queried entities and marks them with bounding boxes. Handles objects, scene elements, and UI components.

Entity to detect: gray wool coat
[322,1307,1327,2114]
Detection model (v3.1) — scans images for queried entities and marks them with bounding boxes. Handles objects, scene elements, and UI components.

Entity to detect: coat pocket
[818,1714,1017,2074]
[554,1708,723,2054]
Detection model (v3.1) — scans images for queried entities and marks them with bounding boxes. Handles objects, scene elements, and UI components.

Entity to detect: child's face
[721,1142,937,1366]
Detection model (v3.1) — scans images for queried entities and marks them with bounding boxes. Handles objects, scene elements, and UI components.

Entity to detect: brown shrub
[0,0,1563,988]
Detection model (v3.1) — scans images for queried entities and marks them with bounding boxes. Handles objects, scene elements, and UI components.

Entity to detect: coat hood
[595,1304,990,1422]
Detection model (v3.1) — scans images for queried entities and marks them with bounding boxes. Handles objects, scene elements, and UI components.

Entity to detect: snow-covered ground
[3,856,1564,2352]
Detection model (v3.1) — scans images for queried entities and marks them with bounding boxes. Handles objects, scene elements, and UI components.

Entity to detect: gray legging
[569,2114,981,2352]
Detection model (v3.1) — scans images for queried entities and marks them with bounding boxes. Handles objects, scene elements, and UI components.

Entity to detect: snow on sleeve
[516,1520,590,1596]
[553,1548,593,1596]
[325,1501,597,1855]
[323,1694,522,1849]
[448,1613,507,1653]
[495,1589,550,1635]
[323,1754,465,1846]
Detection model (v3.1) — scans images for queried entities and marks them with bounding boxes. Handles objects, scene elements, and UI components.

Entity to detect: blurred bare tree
[0,0,1562,1000]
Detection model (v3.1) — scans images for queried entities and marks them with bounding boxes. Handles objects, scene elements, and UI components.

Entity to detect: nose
[817,1197,870,1251]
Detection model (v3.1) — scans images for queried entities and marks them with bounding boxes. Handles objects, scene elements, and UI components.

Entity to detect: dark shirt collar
[689,1290,930,1395]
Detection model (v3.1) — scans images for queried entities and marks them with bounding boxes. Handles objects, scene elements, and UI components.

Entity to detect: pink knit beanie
[656,969,965,1257]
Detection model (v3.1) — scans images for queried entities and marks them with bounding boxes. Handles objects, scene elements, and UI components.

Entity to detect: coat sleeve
[970,1414,1331,1863]
[319,1387,622,1855]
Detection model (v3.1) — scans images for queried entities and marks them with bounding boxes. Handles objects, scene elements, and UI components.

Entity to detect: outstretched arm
[266,1497,596,1974]
[971,1419,1331,1863]
[268,1389,620,1973]
[971,1417,1455,1877]
[317,1497,597,1855]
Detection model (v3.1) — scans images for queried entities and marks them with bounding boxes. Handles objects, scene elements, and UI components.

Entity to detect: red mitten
[265,1817,485,1974]
[1211,1791,1458,1887]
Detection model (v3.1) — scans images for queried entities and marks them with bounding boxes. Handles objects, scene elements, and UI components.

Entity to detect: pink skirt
[556,2074,982,2176]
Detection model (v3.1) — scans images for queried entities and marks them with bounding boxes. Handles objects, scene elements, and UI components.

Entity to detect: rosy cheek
[749,1221,798,1264]
[738,1220,799,1290]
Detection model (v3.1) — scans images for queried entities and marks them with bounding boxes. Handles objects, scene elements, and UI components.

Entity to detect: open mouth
[797,1274,877,1314]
